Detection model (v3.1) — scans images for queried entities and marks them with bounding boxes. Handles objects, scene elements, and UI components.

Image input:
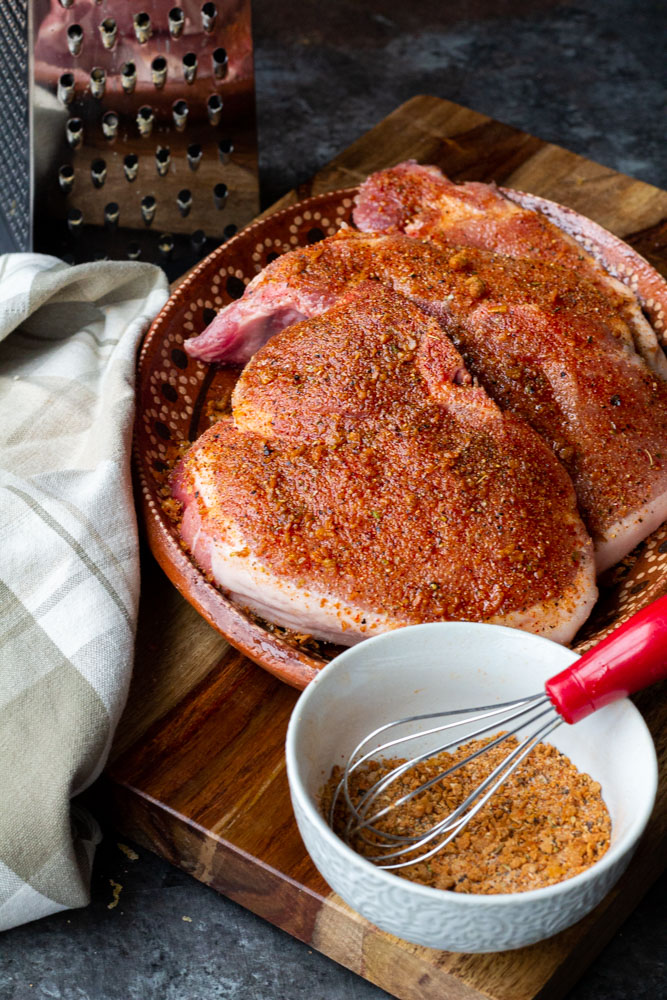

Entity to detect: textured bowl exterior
[290,785,634,952]
[135,188,667,687]
[285,623,658,953]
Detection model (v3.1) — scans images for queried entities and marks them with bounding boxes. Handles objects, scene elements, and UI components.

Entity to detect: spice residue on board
[322,736,611,894]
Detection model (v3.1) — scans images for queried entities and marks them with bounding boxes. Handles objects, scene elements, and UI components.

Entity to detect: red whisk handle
[545,593,667,724]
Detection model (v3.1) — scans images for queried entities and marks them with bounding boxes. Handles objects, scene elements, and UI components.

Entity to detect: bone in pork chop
[173,285,596,645]
[353,161,667,378]
[185,229,667,572]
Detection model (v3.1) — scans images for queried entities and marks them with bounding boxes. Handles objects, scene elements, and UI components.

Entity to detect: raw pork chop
[353,161,667,378]
[185,229,667,571]
[173,285,596,645]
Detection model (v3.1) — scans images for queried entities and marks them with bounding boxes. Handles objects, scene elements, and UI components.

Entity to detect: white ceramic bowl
[285,622,658,953]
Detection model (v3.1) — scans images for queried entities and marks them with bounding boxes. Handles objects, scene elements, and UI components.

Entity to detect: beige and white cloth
[0,254,169,931]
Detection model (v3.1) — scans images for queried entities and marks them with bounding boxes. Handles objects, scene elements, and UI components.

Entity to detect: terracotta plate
[135,188,667,689]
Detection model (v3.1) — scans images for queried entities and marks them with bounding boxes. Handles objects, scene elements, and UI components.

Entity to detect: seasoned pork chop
[353,161,667,378]
[185,229,667,570]
[174,285,596,644]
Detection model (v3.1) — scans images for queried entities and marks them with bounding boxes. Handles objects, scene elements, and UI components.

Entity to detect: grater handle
[545,593,667,724]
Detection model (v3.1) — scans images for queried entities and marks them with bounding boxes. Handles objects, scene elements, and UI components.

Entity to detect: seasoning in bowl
[323,735,611,894]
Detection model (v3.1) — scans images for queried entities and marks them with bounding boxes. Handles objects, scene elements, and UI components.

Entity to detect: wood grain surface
[107,96,667,1000]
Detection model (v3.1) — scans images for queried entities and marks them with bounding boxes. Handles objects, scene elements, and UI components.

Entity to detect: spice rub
[324,736,611,894]
[185,226,667,572]
[172,283,596,645]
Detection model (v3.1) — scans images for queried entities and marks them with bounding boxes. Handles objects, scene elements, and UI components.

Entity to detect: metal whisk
[330,595,667,869]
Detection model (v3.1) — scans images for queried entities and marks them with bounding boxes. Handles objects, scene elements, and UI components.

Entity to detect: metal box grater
[0,1,31,254]
[0,0,259,279]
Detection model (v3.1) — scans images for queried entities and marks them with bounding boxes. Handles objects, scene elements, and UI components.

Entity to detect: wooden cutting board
[107,96,667,1000]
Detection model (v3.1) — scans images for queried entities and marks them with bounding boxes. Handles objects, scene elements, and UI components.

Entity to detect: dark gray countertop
[3,1,666,997]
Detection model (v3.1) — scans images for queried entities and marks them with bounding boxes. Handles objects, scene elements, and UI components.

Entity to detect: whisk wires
[330,693,563,869]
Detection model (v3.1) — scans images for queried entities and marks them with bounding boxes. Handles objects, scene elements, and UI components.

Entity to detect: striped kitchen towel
[0,254,169,931]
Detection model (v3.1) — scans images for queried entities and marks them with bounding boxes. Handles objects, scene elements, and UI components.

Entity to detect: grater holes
[99,18,117,50]
[104,202,120,227]
[224,224,238,240]
[90,67,106,99]
[177,189,192,217]
[91,159,107,189]
[151,56,167,89]
[127,242,142,260]
[183,52,198,84]
[67,208,83,234]
[121,62,137,94]
[102,111,119,141]
[201,3,217,32]
[169,7,185,38]
[187,144,202,171]
[156,146,171,176]
[66,117,83,148]
[158,234,174,259]
[133,12,152,43]
[58,165,74,194]
[173,100,189,131]
[207,94,223,125]
[191,229,206,254]
[27,0,257,272]
[59,0,74,7]
[218,138,234,163]
[137,106,155,137]
[141,195,157,226]
[124,154,139,182]
[67,24,83,56]
[213,183,228,209]
[58,73,75,106]
[213,48,228,79]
